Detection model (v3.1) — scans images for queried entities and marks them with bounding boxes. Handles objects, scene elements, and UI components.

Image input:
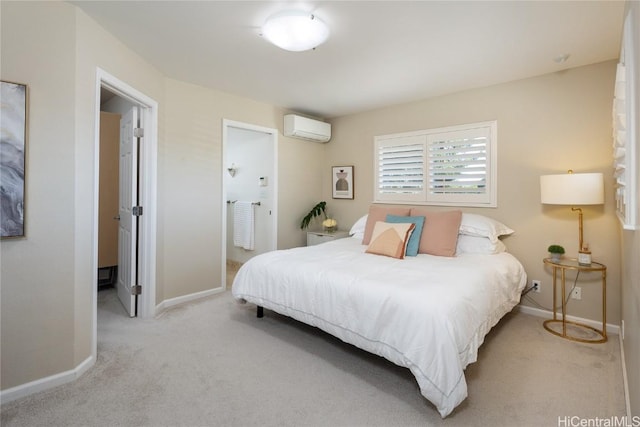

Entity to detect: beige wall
[1,0,77,389]
[621,1,640,416]
[325,61,621,326]
[161,78,325,299]
[0,0,325,392]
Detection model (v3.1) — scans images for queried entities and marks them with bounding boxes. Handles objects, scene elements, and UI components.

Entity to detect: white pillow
[349,214,368,240]
[455,234,506,255]
[459,213,514,243]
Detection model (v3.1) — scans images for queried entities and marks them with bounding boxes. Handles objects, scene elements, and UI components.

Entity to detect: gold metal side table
[542,258,607,343]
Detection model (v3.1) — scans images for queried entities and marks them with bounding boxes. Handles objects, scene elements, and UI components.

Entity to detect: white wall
[226,126,274,264]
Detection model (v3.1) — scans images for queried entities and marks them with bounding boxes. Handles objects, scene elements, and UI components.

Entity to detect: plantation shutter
[427,127,491,204]
[613,12,639,229]
[374,121,497,207]
[375,135,426,202]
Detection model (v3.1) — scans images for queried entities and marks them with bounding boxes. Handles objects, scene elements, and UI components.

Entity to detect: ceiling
[74,1,626,119]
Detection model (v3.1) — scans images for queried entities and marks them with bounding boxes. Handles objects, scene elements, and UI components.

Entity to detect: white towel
[233,201,255,250]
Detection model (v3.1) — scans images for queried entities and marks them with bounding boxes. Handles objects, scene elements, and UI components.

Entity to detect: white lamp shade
[540,173,604,205]
[262,11,329,52]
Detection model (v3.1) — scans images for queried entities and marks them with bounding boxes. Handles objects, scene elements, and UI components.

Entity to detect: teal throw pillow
[385,214,425,257]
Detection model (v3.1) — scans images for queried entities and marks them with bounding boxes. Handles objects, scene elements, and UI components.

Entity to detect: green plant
[300,201,327,229]
[547,244,565,254]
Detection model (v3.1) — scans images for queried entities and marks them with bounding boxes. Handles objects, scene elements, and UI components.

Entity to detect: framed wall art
[1,80,28,238]
[332,165,354,199]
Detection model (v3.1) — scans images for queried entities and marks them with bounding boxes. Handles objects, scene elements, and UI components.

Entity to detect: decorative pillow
[459,213,514,243]
[365,221,415,259]
[455,234,507,255]
[409,208,462,257]
[349,215,368,240]
[385,215,425,256]
[362,205,411,245]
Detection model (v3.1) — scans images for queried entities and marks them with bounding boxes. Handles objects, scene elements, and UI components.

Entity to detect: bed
[232,210,527,417]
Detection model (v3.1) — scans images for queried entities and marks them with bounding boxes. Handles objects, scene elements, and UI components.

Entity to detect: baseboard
[0,355,94,405]
[155,286,225,314]
[619,333,632,420]
[516,304,620,336]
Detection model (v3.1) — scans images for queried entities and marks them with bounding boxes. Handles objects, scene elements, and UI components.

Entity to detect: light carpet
[1,288,626,426]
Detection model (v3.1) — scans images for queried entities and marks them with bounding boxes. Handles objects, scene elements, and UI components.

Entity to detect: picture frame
[1,80,28,238]
[332,165,354,199]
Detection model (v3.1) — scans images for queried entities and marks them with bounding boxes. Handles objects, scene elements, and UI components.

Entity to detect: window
[613,11,639,230]
[374,121,497,207]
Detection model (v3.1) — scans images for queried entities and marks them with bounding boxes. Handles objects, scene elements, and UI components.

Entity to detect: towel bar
[226,200,261,206]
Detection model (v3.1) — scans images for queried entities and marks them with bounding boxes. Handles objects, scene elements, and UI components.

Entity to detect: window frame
[374,120,498,207]
[613,11,639,230]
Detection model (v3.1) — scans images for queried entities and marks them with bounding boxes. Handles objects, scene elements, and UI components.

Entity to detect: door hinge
[131,285,142,296]
[134,127,144,138]
[132,206,143,216]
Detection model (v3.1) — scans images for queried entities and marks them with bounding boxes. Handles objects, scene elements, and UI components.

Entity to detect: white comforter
[232,237,527,417]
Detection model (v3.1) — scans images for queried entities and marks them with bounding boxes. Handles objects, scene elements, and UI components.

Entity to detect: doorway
[92,68,158,358]
[222,120,278,288]
[98,91,138,316]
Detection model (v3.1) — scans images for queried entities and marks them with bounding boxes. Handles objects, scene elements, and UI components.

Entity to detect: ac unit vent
[284,114,331,143]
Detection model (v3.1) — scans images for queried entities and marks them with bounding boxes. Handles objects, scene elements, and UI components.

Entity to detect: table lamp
[540,170,604,264]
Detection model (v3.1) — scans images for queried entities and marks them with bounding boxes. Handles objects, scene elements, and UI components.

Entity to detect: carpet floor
[1,287,626,426]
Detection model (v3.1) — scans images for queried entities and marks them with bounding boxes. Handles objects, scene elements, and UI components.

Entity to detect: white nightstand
[306,230,350,246]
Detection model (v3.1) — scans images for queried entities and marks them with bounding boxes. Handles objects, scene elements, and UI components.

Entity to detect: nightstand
[306,230,350,246]
[542,257,607,343]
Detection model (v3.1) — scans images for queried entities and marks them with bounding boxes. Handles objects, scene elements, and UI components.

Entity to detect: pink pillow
[362,205,411,244]
[409,208,462,257]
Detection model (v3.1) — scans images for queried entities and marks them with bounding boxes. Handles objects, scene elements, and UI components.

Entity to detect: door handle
[113,215,121,221]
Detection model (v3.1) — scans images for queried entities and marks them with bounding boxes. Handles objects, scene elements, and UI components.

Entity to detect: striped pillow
[365,221,416,259]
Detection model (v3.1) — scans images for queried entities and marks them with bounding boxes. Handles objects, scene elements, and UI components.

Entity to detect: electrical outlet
[532,280,541,293]
[571,287,582,300]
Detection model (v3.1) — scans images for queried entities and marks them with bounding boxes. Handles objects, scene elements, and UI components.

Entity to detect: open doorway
[98,89,138,316]
[222,120,278,288]
[92,68,158,358]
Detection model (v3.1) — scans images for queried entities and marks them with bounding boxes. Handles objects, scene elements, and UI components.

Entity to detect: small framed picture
[332,166,354,199]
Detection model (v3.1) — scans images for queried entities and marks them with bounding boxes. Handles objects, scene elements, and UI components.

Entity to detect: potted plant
[547,244,565,262]
[300,201,337,232]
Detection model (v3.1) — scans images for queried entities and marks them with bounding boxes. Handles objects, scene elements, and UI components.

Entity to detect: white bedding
[232,237,527,417]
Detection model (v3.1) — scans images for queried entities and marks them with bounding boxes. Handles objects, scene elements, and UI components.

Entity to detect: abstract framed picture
[332,165,354,199]
[1,80,27,238]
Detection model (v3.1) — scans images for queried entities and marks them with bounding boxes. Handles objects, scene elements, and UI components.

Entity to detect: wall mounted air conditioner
[284,114,331,143]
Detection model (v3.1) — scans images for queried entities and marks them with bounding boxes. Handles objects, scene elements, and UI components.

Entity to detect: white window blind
[427,128,490,203]
[374,121,497,207]
[613,11,638,230]
[376,135,426,202]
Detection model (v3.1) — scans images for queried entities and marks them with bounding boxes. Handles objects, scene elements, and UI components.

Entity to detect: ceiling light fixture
[261,10,329,52]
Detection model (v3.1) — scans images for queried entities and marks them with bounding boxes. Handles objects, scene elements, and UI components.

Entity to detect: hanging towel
[233,201,255,250]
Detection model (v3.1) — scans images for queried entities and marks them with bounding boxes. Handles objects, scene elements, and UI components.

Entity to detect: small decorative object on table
[578,244,592,266]
[547,244,565,262]
[322,218,337,232]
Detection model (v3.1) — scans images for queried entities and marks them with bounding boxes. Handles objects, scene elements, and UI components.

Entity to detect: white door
[117,107,138,317]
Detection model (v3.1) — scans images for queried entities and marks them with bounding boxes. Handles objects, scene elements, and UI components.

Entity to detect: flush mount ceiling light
[261,10,329,52]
